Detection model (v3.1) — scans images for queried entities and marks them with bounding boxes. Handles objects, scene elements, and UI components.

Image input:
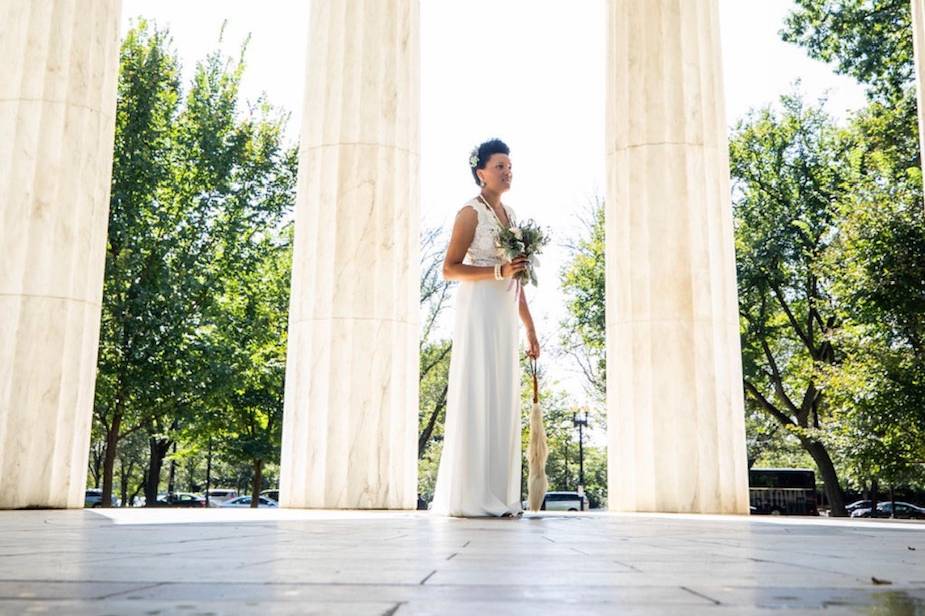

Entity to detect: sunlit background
[119,0,867,419]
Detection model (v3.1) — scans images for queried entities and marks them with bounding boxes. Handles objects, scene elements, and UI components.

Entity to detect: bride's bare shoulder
[455,200,479,221]
[449,201,479,241]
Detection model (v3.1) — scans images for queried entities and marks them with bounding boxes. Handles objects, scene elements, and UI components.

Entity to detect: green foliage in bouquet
[496,220,550,286]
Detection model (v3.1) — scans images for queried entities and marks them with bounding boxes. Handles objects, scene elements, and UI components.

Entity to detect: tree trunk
[144,436,172,505]
[118,457,134,509]
[167,441,177,494]
[119,470,127,508]
[128,478,144,507]
[89,443,103,488]
[251,459,263,508]
[870,478,879,514]
[100,407,123,508]
[418,382,448,458]
[186,456,196,493]
[802,438,847,516]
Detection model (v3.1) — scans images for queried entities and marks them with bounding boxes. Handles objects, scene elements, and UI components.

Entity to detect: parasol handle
[531,357,539,403]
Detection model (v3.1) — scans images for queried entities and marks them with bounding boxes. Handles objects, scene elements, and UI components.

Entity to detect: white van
[206,489,238,507]
[542,491,588,511]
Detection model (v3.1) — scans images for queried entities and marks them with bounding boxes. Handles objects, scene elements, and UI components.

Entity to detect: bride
[430,138,541,518]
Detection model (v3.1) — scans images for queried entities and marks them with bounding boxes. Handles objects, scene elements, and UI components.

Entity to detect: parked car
[206,489,238,507]
[84,488,119,508]
[220,495,278,508]
[260,489,279,503]
[851,501,925,519]
[846,500,874,513]
[152,492,207,508]
[542,491,589,511]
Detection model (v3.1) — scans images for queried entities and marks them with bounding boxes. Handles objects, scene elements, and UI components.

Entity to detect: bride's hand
[501,255,528,279]
[526,330,540,359]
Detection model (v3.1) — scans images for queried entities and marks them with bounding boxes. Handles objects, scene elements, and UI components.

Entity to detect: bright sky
[120,1,868,416]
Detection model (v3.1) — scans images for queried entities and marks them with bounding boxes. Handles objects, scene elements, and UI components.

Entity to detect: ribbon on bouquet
[505,255,538,304]
[507,275,522,304]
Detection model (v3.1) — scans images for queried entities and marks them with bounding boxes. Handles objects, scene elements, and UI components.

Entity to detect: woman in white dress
[430,139,541,518]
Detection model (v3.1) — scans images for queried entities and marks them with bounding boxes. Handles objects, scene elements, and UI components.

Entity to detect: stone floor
[0,509,923,615]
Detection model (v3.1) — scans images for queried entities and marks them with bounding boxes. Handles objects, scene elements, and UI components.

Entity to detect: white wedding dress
[431,196,523,517]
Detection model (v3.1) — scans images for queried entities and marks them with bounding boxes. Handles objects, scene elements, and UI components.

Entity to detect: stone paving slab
[0,509,922,614]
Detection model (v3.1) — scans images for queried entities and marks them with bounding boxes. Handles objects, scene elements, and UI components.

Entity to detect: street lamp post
[573,411,589,511]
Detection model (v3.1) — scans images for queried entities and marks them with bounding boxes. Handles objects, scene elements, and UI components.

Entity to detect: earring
[480,179,486,187]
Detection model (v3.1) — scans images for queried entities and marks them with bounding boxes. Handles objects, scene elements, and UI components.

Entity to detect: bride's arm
[519,292,541,358]
[442,206,526,281]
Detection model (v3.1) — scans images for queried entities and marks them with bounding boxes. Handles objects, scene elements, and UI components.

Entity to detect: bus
[748,468,819,516]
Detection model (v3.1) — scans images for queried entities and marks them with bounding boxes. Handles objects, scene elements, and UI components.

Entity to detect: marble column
[912,0,925,199]
[0,0,122,508]
[279,0,420,509]
[604,0,750,513]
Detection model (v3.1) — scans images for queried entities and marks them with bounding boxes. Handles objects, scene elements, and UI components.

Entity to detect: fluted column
[280,0,420,509]
[604,0,749,513]
[912,0,925,202]
[0,0,121,508]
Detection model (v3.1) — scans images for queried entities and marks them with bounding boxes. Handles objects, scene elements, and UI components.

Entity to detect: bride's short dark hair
[469,138,510,186]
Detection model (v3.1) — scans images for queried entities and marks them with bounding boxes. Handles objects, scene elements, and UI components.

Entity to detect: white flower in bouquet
[496,219,550,287]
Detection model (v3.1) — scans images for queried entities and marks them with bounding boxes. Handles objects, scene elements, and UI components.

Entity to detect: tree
[730,92,854,515]
[206,231,292,507]
[556,196,609,507]
[816,103,925,497]
[559,197,606,405]
[782,0,925,499]
[417,226,454,502]
[95,20,182,507]
[744,407,814,470]
[117,430,149,506]
[94,21,295,505]
[782,0,912,102]
[417,226,453,461]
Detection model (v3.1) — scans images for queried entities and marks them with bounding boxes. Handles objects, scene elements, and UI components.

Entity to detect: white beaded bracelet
[494,264,503,280]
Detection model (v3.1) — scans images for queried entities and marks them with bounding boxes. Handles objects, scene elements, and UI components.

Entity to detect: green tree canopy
[95,20,296,505]
[782,0,913,101]
[730,92,855,514]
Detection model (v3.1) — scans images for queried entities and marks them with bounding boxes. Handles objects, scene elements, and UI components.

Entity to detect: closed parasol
[527,357,548,511]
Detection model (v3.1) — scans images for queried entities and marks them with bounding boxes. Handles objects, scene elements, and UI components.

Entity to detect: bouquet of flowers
[496,219,550,287]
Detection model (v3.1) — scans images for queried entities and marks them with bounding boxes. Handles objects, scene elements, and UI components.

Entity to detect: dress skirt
[430,277,523,517]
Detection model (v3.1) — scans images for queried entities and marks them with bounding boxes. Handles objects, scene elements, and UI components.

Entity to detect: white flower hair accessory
[469,152,479,168]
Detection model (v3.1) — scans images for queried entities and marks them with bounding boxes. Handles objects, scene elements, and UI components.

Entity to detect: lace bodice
[461,197,516,266]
